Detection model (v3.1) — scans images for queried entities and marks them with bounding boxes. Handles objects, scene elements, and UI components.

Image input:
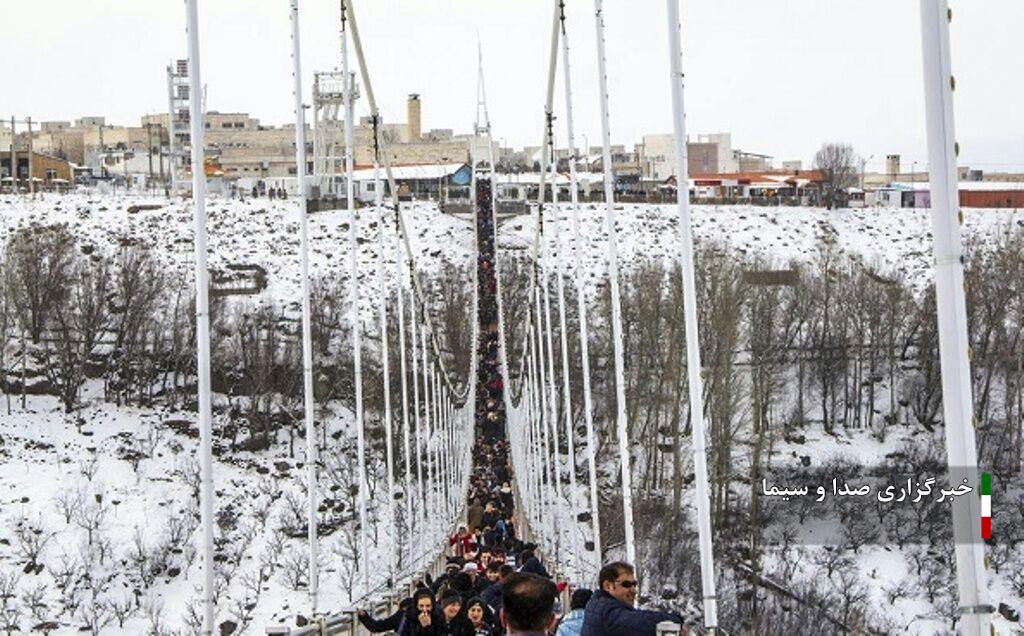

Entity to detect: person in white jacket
[556,589,592,636]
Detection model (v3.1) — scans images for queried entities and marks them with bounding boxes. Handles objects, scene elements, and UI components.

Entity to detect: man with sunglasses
[580,562,684,636]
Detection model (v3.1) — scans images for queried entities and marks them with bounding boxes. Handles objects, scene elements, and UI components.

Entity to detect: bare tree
[2,224,76,344]
[813,143,859,210]
[0,572,21,635]
[54,487,84,525]
[13,517,53,570]
[45,254,111,412]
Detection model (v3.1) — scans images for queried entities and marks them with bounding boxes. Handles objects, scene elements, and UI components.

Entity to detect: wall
[0,151,72,184]
[688,142,719,176]
[354,140,469,167]
[960,190,1024,208]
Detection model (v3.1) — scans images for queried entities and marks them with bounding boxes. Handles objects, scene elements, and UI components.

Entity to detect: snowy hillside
[0,192,1022,634]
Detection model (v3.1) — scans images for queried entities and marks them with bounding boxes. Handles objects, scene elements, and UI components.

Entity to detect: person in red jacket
[450,524,474,557]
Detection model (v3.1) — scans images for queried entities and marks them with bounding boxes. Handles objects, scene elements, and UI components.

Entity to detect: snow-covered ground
[501,201,1024,295]
[1,192,1022,634]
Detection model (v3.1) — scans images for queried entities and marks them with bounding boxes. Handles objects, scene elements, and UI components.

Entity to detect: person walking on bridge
[468,497,485,532]
[450,524,475,557]
[555,589,592,636]
[358,587,443,635]
[499,572,558,636]
[580,563,684,636]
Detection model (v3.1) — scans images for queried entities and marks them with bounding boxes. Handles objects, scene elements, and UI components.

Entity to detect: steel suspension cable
[394,227,414,556]
[541,134,563,505]
[287,0,319,612]
[559,0,602,568]
[665,0,718,628]
[410,292,426,533]
[593,0,636,565]
[182,1,215,630]
[372,155,398,586]
[919,2,992,631]
[504,0,561,406]
[340,7,370,586]
[345,0,470,403]
[421,332,435,532]
[542,140,573,571]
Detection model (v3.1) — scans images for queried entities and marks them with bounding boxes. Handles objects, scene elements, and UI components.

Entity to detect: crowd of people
[357,560,685,636]
[356,181,686,634]
[475,180,505,442]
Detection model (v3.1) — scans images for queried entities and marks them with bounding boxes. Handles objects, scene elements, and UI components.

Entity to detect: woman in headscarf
[465,597,497,635]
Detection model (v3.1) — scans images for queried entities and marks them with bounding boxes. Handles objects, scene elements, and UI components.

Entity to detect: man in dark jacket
[432,560,464,594]
[580,562,683,636]
[438,590,475,636]
[517,550,550,579]
[500,572,558,635]
[481,564,514,615]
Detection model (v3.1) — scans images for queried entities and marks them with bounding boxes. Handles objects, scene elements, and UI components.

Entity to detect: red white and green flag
[980,472,991,540]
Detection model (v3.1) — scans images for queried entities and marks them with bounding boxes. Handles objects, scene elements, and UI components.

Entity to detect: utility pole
[166,65,177,194]
[8,117,15,194]
[158,124,165,185]
[147,122,155,190]
[98,123,107,189]
[26,117,34,198]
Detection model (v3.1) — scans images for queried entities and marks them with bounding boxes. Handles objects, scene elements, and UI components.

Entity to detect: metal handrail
[266,505,466,635]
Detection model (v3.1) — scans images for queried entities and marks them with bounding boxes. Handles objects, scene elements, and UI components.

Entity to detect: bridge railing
[510,469,573,614]
[266,505,465,635]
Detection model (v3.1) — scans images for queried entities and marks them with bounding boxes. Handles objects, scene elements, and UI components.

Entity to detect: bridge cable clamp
[933,252,964,267]
[958,603,995,616]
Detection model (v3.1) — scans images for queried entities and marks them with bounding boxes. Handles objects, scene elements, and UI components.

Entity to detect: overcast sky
[3,1,1021,172]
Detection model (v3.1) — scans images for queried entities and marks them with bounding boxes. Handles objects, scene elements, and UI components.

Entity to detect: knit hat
[571,588,593,610]
[452,572,472,592]
[462,562,479,574]
[440,590,463,609]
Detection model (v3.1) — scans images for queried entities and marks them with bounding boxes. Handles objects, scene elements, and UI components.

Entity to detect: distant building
[640,132,770,179]
[870,181,1024,208]
[348,162,471,203]
[689,169,823,201]
[1,150,74,192]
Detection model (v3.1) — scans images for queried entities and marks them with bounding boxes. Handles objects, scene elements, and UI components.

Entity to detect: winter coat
[468,620,497,636]
[480,511,500,530]
[480,581,503,614]
[579,590,683,636]
[519,556,550,578]
[556,608,586,636]
[357,607,404,633]
[437,614,475,636]
[360,605,443,636]
[467,504,485,532]
[404,607,446,636]
[449,532,474,557]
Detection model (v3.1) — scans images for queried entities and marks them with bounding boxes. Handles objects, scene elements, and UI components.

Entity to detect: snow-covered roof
[349,162,467,181]
[498,172,572,185]
[886,180,1024,192]
[956,180,1024,191]
[497,171,608,186]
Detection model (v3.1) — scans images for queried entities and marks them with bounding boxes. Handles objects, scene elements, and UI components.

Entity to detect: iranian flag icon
[981,472,991,540]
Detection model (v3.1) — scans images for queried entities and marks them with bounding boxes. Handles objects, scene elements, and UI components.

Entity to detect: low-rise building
[640,132,770,179]
[1,150,73,192]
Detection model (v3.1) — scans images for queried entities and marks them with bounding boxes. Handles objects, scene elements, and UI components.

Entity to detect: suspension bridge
[164,0,994,634]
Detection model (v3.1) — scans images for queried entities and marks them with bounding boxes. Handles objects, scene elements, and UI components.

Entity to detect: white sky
[2,1,1022,172]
